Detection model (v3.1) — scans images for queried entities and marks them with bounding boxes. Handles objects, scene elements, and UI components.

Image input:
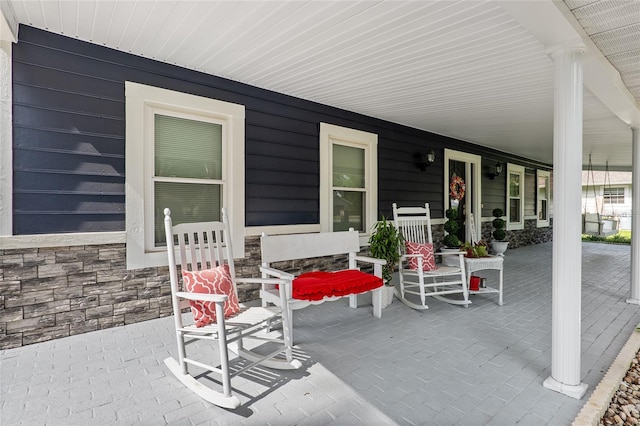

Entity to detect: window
[537,170,551,227]
[152,114,223,246]
[524,169,536,217]
[320,123,377,236]
[506,163,525,230]
[604,187,624,204]
[125,82,245,269]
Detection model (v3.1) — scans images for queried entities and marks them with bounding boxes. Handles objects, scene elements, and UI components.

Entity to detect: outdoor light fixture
[414,149,436,171]
[489,162,503,180]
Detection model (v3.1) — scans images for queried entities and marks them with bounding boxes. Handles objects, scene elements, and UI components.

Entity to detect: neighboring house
[0,26,553,349]
[582,171,632,230]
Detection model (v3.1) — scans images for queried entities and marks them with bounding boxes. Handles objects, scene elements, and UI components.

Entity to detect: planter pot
[441,247,462,266]
[381,285,394,307]
[491,241,509,256]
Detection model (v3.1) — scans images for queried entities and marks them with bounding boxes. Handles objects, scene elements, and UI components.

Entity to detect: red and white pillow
[181,264,240,327]
[405,241,437,271]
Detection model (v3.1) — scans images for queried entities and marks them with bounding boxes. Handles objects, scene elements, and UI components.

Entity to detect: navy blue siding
[12,25,551,235]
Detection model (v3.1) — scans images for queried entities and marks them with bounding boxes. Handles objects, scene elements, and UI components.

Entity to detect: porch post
[543,44,588,399]
[629,127,640,304]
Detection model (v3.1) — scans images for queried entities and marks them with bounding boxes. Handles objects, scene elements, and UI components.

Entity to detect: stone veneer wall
[479,218,554,248]
[0,236,351,350]
[431,219,553,250]
[1,220,550,350]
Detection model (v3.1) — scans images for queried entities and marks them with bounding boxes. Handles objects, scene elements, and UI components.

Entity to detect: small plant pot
[381,284,395,308]
[386,285,394,306]
[491,241,509,256]
[441,248,462,266]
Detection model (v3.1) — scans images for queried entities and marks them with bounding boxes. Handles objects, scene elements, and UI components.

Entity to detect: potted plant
[442,208,462,266]
[491,208,509,256]
[369,216,403,306]
[462,240,488,258]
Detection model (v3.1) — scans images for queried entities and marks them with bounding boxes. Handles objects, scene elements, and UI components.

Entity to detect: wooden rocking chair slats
[392,203,470,310]
[163,208,301,409]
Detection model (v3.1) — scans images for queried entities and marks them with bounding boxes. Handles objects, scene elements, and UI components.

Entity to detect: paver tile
[1,242,638,425]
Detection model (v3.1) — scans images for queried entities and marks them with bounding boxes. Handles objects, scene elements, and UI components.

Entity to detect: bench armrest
[236,277,291,287]
[176,291,227,303]
[259,266,295,280]
[353,255,387,266]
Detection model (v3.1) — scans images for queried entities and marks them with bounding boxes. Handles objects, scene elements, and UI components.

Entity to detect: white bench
[259,229,386,325]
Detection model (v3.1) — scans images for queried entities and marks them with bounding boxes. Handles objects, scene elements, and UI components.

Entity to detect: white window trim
[319,123,377,239]
[507,163,525,231]
[537,169,551,228]
[125,82,245,269]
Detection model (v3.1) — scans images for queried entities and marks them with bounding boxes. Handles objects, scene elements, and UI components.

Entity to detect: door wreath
[449,175,466,200]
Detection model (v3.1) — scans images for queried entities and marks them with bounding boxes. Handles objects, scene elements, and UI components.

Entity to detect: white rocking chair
[163,208,301,409]
[392,203,469,310]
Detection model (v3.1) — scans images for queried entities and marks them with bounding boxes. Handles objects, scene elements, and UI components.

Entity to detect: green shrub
[369,216,404,283]
[581,232,631,245]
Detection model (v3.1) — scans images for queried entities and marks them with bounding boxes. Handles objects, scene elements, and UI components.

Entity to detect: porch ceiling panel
[565,0,640,109]
[584,90,633,169]
[6,0,640,169]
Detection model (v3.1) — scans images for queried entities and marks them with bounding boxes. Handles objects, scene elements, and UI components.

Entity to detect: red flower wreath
[449,175,466,200]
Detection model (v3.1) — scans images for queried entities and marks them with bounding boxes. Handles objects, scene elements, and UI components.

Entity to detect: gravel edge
[573,326,640,426]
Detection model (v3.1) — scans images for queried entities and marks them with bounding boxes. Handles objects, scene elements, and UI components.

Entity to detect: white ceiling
[3,0,640,169]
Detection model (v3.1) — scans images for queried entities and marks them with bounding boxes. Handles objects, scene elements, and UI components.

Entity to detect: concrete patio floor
[2,241,639,425]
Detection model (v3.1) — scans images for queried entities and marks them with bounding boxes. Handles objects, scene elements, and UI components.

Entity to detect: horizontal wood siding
[12,26,551,234]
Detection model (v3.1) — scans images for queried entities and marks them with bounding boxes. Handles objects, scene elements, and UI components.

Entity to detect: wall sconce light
[489,162,503,180]
[414,149,436,171]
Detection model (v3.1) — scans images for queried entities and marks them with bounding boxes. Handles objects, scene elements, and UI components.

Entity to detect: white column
[629,127,640,304]
[543,44,588,399]
[0,9,14,236]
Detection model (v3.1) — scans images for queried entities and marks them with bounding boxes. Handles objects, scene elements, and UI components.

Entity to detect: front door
[444,149,482,243]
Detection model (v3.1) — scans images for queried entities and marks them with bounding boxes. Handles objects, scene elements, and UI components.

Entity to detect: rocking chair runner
[392,203,470,310]
[163,208,301,409]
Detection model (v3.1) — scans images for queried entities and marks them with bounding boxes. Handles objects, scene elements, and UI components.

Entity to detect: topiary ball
[443,234,461,248]
[492,218,505,230]
[443,220,459,234]
[492,208,504,218]
[445,208,458,220]
[493,229,507,241]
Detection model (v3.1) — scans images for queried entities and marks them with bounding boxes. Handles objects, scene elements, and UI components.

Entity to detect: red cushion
[182,264,240,327]
[292,270,383,301]
[405,241,436,271]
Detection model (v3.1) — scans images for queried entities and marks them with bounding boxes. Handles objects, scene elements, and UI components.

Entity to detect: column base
[543,376,588,399]
[627,298,640,305]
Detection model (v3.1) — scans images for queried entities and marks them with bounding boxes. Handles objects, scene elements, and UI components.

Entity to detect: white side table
[464,256,504,306]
